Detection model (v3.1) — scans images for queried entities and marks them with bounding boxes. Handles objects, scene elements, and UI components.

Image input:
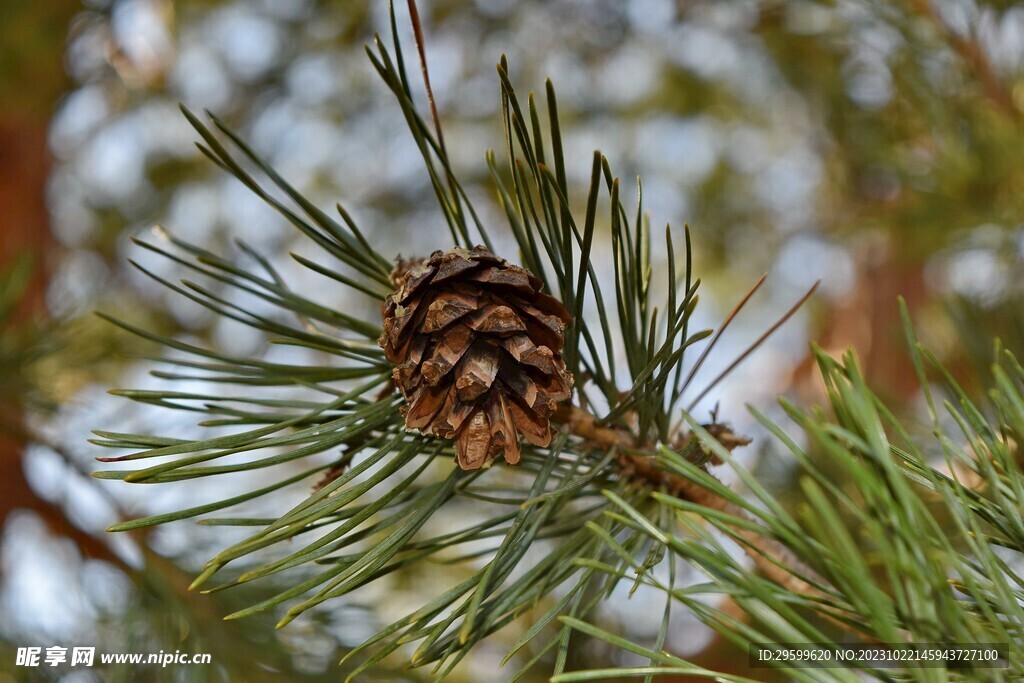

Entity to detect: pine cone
[380,245,573,470]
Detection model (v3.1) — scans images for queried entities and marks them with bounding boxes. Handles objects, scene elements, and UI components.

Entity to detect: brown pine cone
[380,245,574,470]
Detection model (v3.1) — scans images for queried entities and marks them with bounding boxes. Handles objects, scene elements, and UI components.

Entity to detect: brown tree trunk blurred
[789,238,930,406]
[0,0,124,566]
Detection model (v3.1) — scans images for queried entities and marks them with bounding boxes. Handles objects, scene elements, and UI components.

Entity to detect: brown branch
[556,404,842,615]
[407,0,446,158]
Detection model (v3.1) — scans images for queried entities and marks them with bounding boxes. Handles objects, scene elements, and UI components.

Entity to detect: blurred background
[2,0,1023,680]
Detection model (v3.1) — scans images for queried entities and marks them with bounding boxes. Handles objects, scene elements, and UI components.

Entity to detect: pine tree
[95,3,1024,680]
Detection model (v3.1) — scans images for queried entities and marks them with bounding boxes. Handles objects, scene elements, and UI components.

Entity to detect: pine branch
[557,404,830,610]
[89,2,1024,679]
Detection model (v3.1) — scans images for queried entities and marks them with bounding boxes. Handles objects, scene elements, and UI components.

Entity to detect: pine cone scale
[420,324,474,385]
[505,397,550,446]
[432,253,480,282]
[380,245,573,470]
[422,291,476,333]
[405,382,448,429]
[465,304,526,335]
[456,410,492,470]
[454,342,500,402]
[466,266,533,292]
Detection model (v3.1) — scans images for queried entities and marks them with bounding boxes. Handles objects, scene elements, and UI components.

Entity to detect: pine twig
[405,0,466,233]
[557,404,829,605]
[558,404,882,640]
[406,0,446,157]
